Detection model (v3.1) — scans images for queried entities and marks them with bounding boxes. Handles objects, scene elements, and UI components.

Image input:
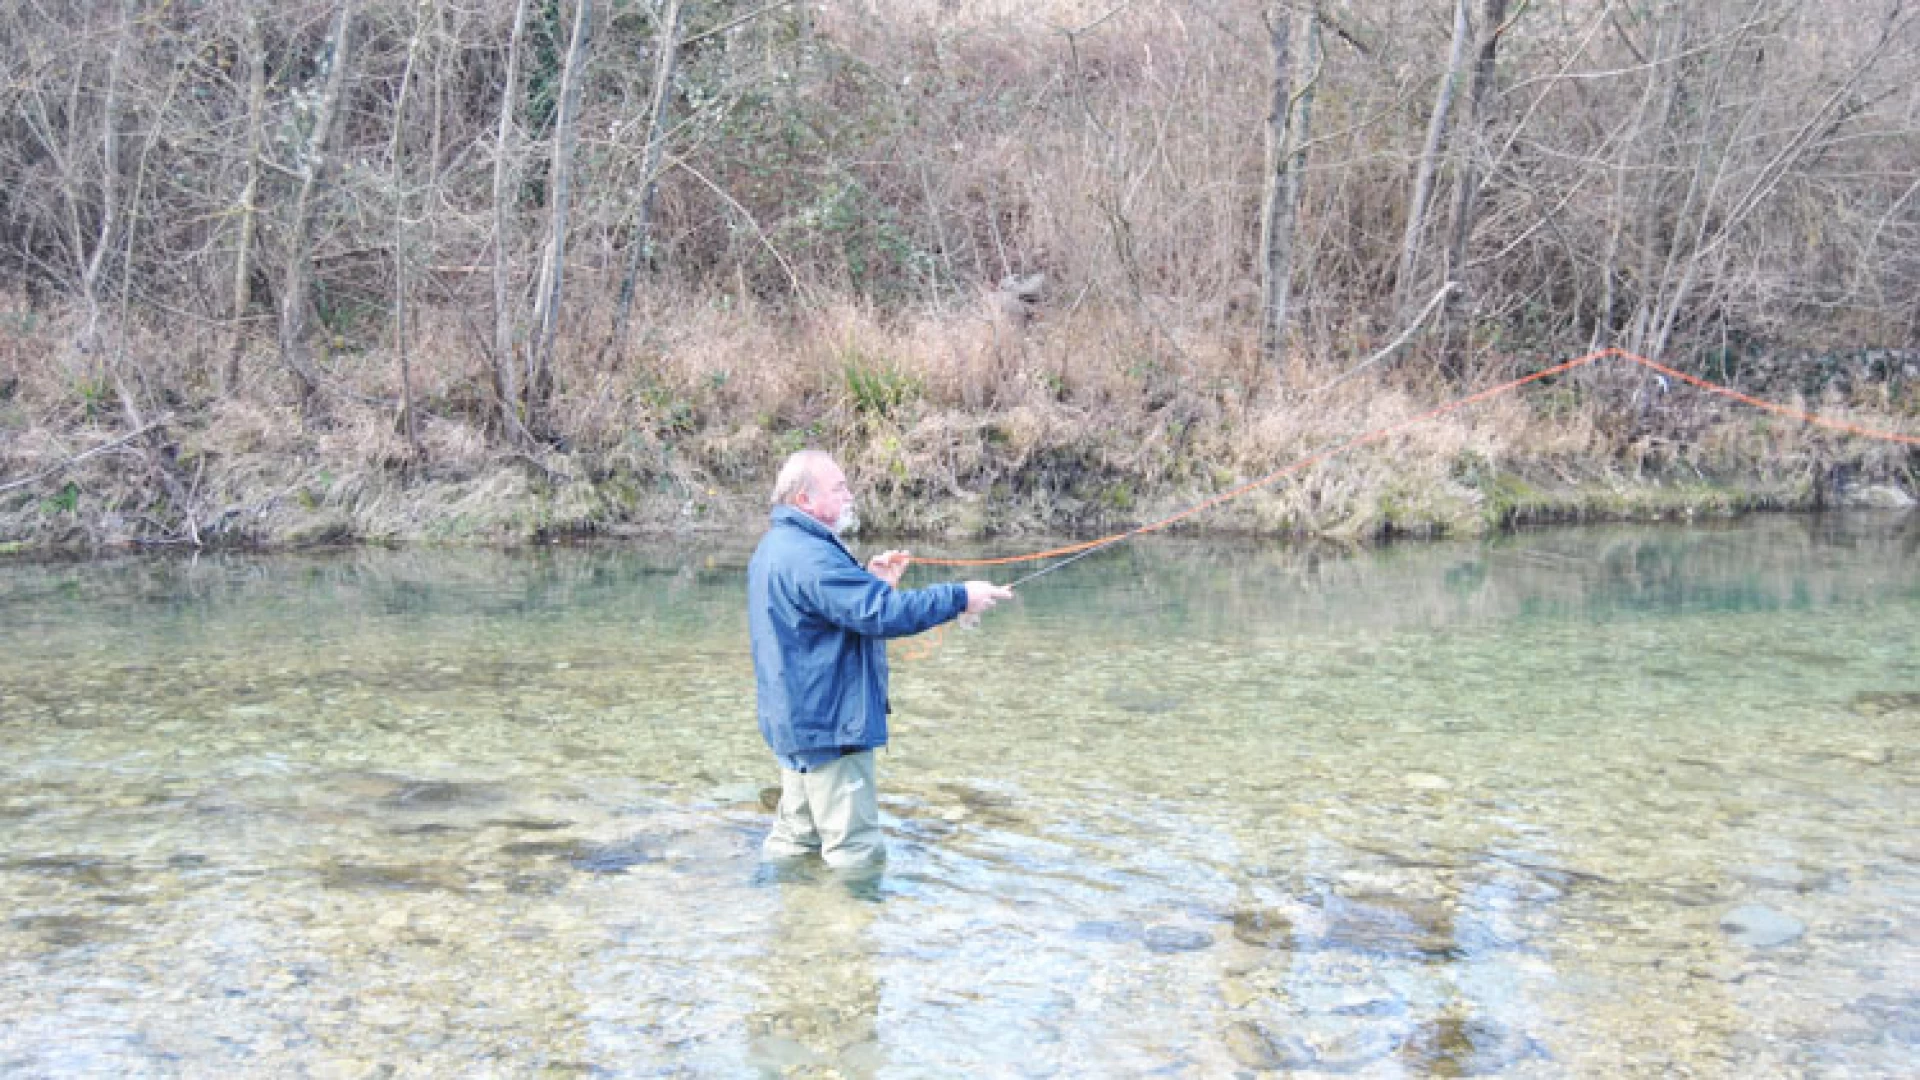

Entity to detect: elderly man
[748,449,1012,868]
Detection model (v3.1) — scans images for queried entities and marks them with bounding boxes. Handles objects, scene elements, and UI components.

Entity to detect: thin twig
[1060,0,1138,38]
[670,157,805,298]
[1307,283,1459,395]
[678,0,797,49]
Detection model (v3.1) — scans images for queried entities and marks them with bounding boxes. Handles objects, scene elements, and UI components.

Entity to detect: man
[748,449,1013,869]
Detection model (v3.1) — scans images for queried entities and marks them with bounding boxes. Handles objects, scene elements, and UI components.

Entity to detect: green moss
[1482,473,1547,527]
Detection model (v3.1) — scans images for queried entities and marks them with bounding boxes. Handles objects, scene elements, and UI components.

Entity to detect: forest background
[1,0,1915,551]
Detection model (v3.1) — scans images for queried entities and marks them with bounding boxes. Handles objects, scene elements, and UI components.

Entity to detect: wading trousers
[762,749,883,869]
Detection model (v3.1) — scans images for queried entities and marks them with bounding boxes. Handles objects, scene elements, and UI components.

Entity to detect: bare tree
[1,0,1917,480]
[276,1,356,418]
[525,0,595,439]
[1438,0,1513,369]
[491,0,533,446]
[612,0,686,350]
[1395,0,1472,317]
[1589,0,1686,352]
[61,0,138,357]
[224,3,269,393]
[387,0,430,458]
[1258,3,1321,367]
[1640,2,1914,356]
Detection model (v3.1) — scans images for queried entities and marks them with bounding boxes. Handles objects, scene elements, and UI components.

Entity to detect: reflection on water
[2,513,1917,1076]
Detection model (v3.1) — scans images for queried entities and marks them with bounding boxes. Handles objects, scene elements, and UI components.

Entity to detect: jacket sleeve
[802,560,968,639]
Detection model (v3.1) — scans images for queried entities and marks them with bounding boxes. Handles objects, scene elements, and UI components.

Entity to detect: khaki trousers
[762,750,884,869]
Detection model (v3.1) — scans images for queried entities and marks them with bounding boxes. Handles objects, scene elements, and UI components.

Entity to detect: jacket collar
[771,504,855,560]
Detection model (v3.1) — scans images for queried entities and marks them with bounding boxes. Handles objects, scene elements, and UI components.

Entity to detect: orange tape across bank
[908,347,1919,575]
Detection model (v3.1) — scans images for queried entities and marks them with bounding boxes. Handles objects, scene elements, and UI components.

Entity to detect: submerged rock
[1223,1020,1317,1072]
[1849,690,1920,717]
[1850,993,1920,1046]
[1224,1020,1398,1073]
[1317,895,1464,960]
[1331,996,1408,1019]
[1142,926,1213,953]
[387,822,465,836]
[1231,909,1294,948]
[9,856,135,890]
[1402,771,1454,792]
[567,837,662,874]
[1103,688,1184,715]
[1399,1016,1545,1076]
[377,780,508,811]
[498,840,590,860]
[745,1033,823,1072]
[1304,1027,1404,1073]
[929,782,1028,827]
[1720,904,1805,948]
[1232,896,1483,959]
[11,914,121,949]
[496,836,663,874]
[483,817,575,832]
[319,862,468,893]
[1071,920,1142,944]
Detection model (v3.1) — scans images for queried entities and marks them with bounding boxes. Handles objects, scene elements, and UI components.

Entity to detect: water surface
[2,514,1916,1076]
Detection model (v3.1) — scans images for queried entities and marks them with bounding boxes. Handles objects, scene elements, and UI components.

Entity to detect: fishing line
[1006,533,1132,589]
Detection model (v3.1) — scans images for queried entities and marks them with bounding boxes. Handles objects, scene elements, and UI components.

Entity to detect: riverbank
[3,300,1915,556]
[2,398,1912,557]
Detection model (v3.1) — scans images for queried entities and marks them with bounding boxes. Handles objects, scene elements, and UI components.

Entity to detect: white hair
[771,449,834,507]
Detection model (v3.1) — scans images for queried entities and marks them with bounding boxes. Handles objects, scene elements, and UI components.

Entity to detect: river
[2,513,1915,1076]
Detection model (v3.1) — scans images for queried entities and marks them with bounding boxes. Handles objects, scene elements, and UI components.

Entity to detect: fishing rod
[1006,531,1138,589]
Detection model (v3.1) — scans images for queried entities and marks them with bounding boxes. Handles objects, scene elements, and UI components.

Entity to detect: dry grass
[1,281,1913,552]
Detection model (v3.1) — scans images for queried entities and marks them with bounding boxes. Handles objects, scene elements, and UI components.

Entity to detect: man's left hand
[867,549,909,588]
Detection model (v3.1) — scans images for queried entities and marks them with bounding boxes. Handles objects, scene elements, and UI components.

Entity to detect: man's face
[797,460,857,534]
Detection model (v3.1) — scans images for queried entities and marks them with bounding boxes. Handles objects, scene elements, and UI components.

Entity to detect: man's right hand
[963,581,1015,615]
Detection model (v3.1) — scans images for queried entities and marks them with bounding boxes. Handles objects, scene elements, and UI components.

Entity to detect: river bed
[2,514,1916,1076]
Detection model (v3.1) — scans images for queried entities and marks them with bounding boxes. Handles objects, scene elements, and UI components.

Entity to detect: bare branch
[0,417,170,496]
[1308,283,1461,395]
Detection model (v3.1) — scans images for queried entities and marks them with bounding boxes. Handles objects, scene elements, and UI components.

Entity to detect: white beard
[831,505,860,536]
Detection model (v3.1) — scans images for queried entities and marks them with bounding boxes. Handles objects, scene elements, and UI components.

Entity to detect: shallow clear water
[2,514,1916,1077]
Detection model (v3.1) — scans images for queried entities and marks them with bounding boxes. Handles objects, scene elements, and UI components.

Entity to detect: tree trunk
[1258,4,1319,367]
[491,0,532,446]
[1591,2,1672,351]
[388,0,429,459]
[115,55,200,543]
[526,0,594,439]
[77,0,134,355]
[1395,0,1472,318]
[277,1,355,419]
[1620,2,1691,355]
[1439,0,1510,372]
[613,0,684,349]
[225,4,266,393]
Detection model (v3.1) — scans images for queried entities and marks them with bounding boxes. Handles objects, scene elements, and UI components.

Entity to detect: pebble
[1220,978,1258,1009]
[1720,904,1805,948]
[1142,926,1212,953]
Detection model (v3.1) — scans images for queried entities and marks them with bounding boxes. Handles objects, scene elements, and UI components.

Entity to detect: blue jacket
[748,506,968,759]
